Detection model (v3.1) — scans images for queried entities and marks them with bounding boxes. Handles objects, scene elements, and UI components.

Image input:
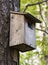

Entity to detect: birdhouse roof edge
[10,11,41,23]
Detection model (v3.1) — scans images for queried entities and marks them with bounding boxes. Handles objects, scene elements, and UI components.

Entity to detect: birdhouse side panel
[24,22,36,48]
[10,14,25,46]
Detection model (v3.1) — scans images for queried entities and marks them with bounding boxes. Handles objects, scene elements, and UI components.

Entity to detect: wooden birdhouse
[9,11,41,52]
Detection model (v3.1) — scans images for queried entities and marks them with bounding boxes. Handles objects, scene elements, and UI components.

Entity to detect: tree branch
[38,4,44,20]
[36,28,48,34]
[23,0,48,12]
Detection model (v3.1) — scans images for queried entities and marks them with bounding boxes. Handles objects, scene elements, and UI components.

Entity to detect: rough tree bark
[0,0,20,65]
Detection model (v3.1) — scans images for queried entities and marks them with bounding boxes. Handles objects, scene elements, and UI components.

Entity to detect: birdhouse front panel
[9,11,41,52]
[10,13,25,46]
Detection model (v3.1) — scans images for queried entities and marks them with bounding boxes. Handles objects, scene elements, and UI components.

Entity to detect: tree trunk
[45,55,48,65]
[0,0,20,65]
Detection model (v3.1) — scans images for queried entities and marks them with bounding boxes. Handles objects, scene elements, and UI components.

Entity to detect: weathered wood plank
[10,14,24,46]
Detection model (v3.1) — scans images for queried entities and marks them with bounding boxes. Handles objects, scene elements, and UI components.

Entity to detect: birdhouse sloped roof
[10,11,41,23]
[24,13,41,23]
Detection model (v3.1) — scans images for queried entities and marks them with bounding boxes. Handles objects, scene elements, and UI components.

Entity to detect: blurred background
[20,0,48,65]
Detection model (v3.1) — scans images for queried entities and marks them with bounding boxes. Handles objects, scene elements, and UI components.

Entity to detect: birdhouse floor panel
[10,44,35,52]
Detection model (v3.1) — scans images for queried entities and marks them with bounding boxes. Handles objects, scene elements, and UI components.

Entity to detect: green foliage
[20,0,48,65]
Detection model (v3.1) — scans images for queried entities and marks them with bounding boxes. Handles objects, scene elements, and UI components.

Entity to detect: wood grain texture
[10,14,24,46]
